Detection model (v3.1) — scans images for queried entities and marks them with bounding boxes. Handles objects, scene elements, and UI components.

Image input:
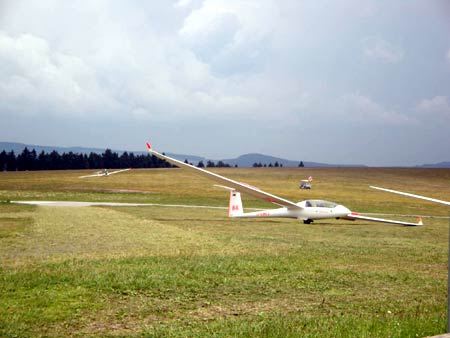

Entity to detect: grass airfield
[0,167,449,337]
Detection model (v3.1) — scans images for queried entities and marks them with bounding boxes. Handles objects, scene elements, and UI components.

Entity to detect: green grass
[0,202,35,238]
[0,167,449,337]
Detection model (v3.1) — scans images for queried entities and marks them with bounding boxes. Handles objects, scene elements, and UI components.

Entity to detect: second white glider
[79,168,131,178]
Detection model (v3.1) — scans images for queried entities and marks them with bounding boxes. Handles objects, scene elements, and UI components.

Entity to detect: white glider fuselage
[227,192,351,221]
[233,206,352,220]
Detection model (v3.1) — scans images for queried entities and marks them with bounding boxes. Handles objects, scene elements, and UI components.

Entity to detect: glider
[79,168,131,178]
[146,142,422,226]
[371,186,450,206]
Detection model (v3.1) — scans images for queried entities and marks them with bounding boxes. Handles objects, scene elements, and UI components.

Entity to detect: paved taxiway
[13,200,231,209]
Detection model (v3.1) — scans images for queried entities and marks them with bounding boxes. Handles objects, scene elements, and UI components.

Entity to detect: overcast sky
[1,0,449,166]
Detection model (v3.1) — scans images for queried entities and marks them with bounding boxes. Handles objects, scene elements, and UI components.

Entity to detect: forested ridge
[0,148,172,171]
[0,147,236,171]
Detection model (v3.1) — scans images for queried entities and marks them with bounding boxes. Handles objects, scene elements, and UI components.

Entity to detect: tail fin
[418,217,423,226]
[228,191,244,217]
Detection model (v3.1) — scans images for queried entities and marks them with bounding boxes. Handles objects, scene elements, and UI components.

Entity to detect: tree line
[252,161,305,167]
[0,148,237,171]
[0,148,175,171]
[252,162,283,168]
[0,147,308,172]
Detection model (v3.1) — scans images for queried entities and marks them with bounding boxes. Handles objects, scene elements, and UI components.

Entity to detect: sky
[0,0,450,166]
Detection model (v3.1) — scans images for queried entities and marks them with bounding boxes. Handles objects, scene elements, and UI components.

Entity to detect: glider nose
[335,205,351,216]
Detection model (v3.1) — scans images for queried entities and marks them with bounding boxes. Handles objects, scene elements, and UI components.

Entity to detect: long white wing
[79,173,104,178]
[146,142,301,209]
[371,186,450,206]
[346,212,423,226]
[107,168,131,175]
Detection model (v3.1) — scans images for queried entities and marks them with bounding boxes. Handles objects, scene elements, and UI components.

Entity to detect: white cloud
[178,0,279,76]
[416,96,450,120]
[362,36,404,63]
[174,0,192,9]
[0,26,262,122]
[0,31,118,117]
[338,93,417,125]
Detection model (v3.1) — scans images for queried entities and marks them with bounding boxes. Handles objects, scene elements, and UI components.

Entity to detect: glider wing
[146,142,301,209]
[107,168,131,175]
[346,212,423,226]
[79,173,104,178]
[371,186,450,206]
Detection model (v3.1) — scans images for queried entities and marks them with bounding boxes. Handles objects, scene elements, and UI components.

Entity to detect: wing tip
[146,142,152,151]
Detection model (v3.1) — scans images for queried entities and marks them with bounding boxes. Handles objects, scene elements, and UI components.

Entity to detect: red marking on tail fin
[146,142,152,150]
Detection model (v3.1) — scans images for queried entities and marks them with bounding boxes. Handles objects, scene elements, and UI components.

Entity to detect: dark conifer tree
[17,147,31,171]
[37,151,48,170]
[6,151,16,171]
[120,152,131,168]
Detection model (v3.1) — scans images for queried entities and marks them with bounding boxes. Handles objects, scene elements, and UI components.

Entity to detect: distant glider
[79,168,131,178]
[146,142,422,226]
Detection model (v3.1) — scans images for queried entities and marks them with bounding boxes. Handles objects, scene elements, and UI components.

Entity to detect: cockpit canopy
[304,200,338,208]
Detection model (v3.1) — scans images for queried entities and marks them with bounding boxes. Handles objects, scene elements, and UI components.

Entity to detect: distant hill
[0,141,113,156]
[222,153,329,167]
[417,161,450,168]
[221,153,366,168]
